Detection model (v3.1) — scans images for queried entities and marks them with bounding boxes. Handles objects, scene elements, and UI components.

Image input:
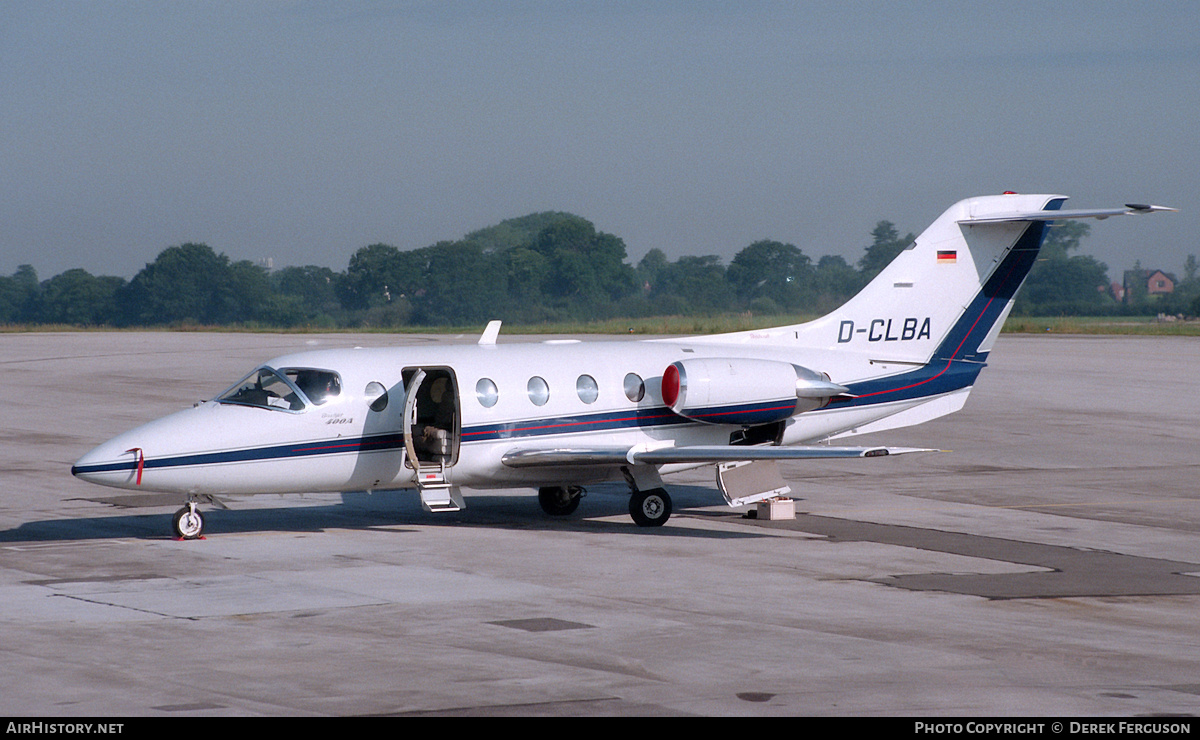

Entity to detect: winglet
[478,320,502,346]
[1125,203,1178,214]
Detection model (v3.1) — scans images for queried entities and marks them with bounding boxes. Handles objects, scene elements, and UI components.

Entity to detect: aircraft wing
[500,444,936,468]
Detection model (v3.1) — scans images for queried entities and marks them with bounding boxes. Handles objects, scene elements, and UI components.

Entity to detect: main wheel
[172,505,205,540]
[538,486,582,516]
[629,488,672,527]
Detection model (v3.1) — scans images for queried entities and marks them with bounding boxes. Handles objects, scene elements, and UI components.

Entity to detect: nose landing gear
[170,494,223,539]
[172,501,204,540]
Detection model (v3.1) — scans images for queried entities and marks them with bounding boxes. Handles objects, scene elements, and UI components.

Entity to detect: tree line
[1,212,1194,328]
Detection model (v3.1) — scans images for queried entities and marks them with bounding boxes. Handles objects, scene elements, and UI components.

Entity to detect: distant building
[1122,269,1176,303]
[1147,270,1175,295]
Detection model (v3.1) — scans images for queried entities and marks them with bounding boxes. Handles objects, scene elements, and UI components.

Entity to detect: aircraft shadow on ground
[8,487,1199,601]
[0,483,765,544]
[733,513,1200,600]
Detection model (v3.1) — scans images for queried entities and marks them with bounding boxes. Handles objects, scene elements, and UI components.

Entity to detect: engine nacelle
[661,358,847,426]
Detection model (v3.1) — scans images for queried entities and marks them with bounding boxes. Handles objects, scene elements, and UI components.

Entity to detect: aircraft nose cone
[71,438,142,489]
[71,403,217,490]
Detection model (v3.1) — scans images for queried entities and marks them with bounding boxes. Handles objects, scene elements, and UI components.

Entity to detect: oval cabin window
[527,376,550,406]
[476,378,498,408]
[623,373,645,402]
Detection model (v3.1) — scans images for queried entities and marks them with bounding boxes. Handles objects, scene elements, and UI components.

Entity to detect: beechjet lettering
[72,194,1174,538]
[837,317,932,343]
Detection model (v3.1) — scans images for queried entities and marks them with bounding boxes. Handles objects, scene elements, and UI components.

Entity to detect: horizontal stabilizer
[960,204,1176,224]
[501,444,937,468]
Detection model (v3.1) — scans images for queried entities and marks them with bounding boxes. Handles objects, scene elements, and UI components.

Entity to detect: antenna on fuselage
[478,320,502,346]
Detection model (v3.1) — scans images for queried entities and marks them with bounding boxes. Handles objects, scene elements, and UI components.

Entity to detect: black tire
[172,506,204,539]
[629,488,672,527]
[538,486,581,516]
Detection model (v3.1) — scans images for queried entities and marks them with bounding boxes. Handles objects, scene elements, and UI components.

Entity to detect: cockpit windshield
[216,366,343,412]
[217,367,307,412]
[280,368,342,406]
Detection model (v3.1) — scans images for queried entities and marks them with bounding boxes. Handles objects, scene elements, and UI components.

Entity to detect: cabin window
[281,368,342,406]
[217,367,306,412]
[476,378,499,408]
[576,374,598,404]
[624,373,645,402]
[365,381,388,412]
[527,376,550,406]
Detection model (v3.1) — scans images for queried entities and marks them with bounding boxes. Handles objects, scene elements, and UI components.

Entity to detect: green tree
[0,265,42,322]
[813,255,859,311]
[503,246,552,318]
[0,275,12,322]
[1014,221,1110,314]
[120,244,224,324]
[1035,220,1091,261]
[414,241,507,325]
[268,265,343,325]
[727,240,815,311]
[654,255,731,314]
[120,244,268,326]
[340,243,426,311]
[39,269,124,325]
[464,212,579,253]
[858,221,915,282]
[223,260,271,321]
[635,248,669,292]
[1018,254,1110,312]
[532,217,636,313]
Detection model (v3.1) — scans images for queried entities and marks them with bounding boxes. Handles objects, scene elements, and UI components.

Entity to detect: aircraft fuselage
[72,337,919,496]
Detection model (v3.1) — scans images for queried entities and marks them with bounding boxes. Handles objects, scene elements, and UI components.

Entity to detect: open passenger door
[401,367,463,512]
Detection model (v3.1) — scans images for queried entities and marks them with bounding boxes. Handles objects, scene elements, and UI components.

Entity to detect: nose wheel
[172,502,205,540]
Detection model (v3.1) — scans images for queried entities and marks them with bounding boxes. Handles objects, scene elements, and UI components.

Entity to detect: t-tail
[697,193,1174,436]
[708,193,1175,365]
[811,192,1066,365]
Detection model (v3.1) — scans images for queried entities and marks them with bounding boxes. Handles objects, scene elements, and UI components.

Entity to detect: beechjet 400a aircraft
[72,193,1174,538]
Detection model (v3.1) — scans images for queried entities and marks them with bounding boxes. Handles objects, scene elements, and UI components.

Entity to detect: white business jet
[72,193,1174,538]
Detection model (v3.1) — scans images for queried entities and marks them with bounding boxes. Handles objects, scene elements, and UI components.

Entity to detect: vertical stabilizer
[794,193,1064,363]
[701,193,1065,365]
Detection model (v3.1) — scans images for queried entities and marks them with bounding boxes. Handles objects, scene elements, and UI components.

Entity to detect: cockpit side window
[281,368,342,406]
[217,367,307,412]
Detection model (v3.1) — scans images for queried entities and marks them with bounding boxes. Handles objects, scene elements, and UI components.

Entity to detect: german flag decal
[937,250,957,264]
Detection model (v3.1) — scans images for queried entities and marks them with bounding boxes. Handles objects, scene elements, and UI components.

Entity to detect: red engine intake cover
[661,363,681,407]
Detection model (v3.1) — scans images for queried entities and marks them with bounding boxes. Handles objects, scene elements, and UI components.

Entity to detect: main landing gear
[622,465,672,527]
[538,485,584,516]
[628,487,672,527]
[537,483,672,526]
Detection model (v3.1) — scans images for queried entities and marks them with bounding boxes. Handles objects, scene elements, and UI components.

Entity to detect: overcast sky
[2,1,1196,282]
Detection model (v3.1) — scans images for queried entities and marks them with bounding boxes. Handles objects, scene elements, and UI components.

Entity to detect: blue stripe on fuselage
[71,433,410,476]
